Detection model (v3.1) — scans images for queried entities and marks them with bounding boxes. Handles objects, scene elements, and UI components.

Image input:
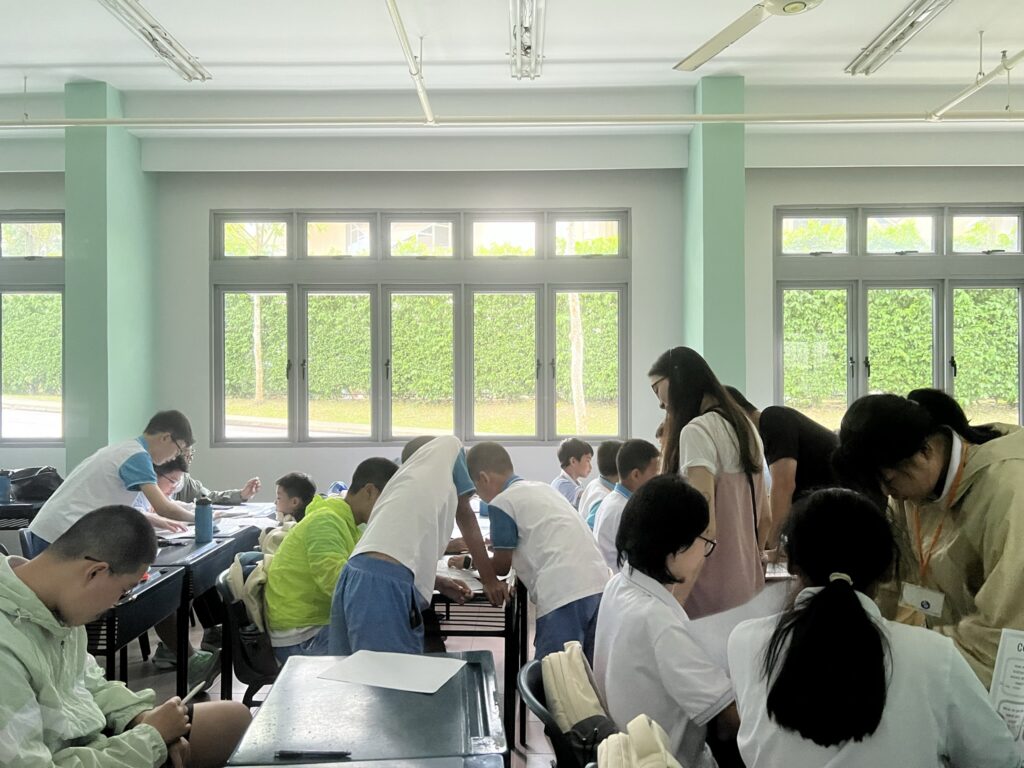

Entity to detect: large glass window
[781,288,849,430]
[865,214,935,254]
[389,292,455,436]
[1,292,63,439]
[865,287,935,395]
[554,290,620,436]
[1,222,63,258]
[222,221,288,258]
[472,222,536,257]
[472,292,537,436]
[306,221,371,258]
[389,221,454,257]
[555,220,621,257]
[780,215,849,255]
[951,214,1021,254]
[952,287,1020,425]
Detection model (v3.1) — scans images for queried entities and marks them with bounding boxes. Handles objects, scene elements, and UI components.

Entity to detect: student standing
[579,440,622,528]
[649,347,768,617]
[551,437,594,509]
[834,390,1024,686]
[728,488,1020,767]
[467,442,609,660]
[594,475,737,768]
[593,439,660,570]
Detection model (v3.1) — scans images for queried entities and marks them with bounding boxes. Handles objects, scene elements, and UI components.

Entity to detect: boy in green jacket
[0,505,250,768]
[264,457,399,661]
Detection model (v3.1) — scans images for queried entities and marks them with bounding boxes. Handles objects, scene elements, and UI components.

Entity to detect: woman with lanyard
[833,389,1024,687]
[648,346,769,618]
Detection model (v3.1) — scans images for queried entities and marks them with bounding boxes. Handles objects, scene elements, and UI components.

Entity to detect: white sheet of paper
[684,581,792,669]
[989,628,1024,753]
[317,651,466,694]
[437,560,484,593]
[158,528,195,540]
[240,501,278,517]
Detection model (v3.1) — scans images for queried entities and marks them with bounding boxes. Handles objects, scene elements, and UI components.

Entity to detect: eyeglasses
[174,439,195,462]
[697,535,717,558]
[85,556,140,601]
[650,376,667,396]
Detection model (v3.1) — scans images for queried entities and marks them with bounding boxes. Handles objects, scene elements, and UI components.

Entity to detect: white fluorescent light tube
[845,0,953,76]
[96,0,212,82]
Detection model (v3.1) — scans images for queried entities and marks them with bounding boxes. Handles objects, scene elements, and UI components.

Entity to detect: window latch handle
[285,359,292,380]
[550,358,556,380]
[301,359,307,380]
[848,356,856,378]
[949,355,958,377]
[863,356,871,377]
[536,359,541,380]
[385,358,391,380]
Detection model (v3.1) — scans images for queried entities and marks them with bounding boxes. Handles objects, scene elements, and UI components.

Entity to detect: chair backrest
[0,541,8,556]
[215,569,280,687]
[518,659,586,768]
[19,529,44,559]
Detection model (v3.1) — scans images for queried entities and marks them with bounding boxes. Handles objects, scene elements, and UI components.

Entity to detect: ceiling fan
[674,0,824,72]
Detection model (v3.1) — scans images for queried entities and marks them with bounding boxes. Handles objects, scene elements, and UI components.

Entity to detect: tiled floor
[121,623,554,767]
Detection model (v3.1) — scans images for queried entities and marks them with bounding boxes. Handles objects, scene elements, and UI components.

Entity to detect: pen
[181,681,207,705]
[274,750,351,761]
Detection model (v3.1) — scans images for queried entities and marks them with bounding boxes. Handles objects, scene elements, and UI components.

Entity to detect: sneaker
[200,625,222,652]
[187,649,222,694]
[151,643,177,670]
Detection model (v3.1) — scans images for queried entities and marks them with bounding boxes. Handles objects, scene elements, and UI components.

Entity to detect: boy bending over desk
[329,435,507,655]
[0,505,250,768]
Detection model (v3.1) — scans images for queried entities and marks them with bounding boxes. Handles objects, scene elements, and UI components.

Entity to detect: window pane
[223,222,288,257]
[307,293,372,438]
[223,292,289,438]
[780,216,847,255]
[306,221,371,257]
[866,288,934,395]
[474,293,536,436]
[1,222,62,258]
[953,287,1020,425]
[472,222,536,257]
[865,215,934,253]
[390,221,453,257]
[952,215,1021,253]
[555,221,620,256]
[390,293,454,436]
[1,293,62,438]
[555,291,619,435]
[782,289,848,430]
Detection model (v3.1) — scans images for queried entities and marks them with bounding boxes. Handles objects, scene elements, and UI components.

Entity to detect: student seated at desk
[265,458,398,661]
[551,437,593,509]
[274,472,316,523]
[0,505,251,768]
[580,439,622,529]
[594,475,737,768]
[330,436,506,655]
[727,488,1021,768]
[152,456,261,506]
[467,442,609,661]
[593,439,661,570]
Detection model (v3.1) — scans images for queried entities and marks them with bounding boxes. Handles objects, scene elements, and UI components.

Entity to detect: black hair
[648,347,762,476]
[276,472,316,521]
[144,410,194,446]
[615,474,709,584]
[596,440,623,478]
[557,437,593,467]
[763,488,895,747]
[466,442,515,479]
[907,388,1003,444]
[724,385,757,415]
[49,505,157,575]
[349,458,399,496]
[615,439,661,480]
[155,455,189,476]
[401,436,436,464]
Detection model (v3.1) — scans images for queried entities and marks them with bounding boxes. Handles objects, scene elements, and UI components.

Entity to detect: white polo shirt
[728,588,1022,768]
[352,435,471,604]
[29,438,157,544]
[579,476,614,523]
[488,479,609,618]
[594,567,734,768]
[592,484,631,571]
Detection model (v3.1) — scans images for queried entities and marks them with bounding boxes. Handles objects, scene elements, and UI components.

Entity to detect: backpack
[598,715,682,768]
[541,641,619,766]
[8,466,63,501]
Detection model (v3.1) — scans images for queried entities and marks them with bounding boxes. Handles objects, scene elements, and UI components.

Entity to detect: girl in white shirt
[728,488,1021,768]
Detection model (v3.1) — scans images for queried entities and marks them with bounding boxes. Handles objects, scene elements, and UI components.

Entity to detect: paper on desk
[684,581,792,669]
[318,651,466,694]
[437,561,484,592]
[158,529,195,540]
[990,628,1024,754]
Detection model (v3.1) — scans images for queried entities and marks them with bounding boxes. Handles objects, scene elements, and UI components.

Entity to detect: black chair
[19,529,44,559]
[215,569,280,706]
[0,541,8,556]
[518,659,581,768]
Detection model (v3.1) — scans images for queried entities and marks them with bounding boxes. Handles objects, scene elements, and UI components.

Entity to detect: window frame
[550,210,630,260]
[0,212,66,260]
[299,212,379,261]
[860,280,943,395]
[775,208,856,258]
[383,213,461,260]
[861,207,942,257]
[212,211,294,260]
[946,207,1024,256]
[465,213,543,261]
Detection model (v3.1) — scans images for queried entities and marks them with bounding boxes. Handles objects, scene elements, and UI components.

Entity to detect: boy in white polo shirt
[593,439,661,570]
[329,435,506,655]
[467,442,610,661]
[579,440,621,529]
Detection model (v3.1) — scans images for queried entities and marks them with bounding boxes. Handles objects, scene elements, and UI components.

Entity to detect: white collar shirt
[592,485,631,571]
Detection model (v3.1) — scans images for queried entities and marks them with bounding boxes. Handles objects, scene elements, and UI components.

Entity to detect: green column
[64,82,157,468]
[683,76,746,386]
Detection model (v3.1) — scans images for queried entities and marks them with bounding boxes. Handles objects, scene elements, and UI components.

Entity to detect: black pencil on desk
[274,750,351,761]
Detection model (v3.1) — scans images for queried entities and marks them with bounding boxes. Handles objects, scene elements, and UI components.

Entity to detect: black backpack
[9,466,64,501]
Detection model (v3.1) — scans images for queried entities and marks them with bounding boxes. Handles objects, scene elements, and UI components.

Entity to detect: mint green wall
[683,76,746,387]
[63,82,157,468]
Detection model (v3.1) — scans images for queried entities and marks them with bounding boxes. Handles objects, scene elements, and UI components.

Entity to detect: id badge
[900,583,946,618]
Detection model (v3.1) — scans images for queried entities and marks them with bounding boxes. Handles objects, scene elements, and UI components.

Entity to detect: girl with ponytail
[727,489,1020,767]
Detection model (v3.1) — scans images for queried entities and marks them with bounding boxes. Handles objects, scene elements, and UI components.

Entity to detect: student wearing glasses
[27,410,197,553]
[594,475,738,768]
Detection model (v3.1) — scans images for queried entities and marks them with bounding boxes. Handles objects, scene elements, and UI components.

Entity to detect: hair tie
[829,572,853,585]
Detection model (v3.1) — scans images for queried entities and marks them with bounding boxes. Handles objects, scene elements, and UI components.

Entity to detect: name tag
[901,583,946,618]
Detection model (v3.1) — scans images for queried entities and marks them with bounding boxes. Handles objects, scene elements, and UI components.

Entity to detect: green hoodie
[0,556,167,767]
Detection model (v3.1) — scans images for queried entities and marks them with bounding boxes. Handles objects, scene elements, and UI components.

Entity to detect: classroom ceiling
[1,0,1023,95]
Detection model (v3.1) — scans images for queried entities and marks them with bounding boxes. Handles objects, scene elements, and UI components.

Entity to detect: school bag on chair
[541,640,619,766]
[597,715,682,768]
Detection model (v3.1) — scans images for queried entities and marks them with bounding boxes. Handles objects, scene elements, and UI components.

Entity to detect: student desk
[0,501,42,529]
[86,566,185,683]
[227,651,506,766]
[239,757,504,768]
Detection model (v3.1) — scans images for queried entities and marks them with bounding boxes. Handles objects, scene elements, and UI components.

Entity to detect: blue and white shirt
[550,469,583,509]
[580,476,616,529]
[593,484,632,571]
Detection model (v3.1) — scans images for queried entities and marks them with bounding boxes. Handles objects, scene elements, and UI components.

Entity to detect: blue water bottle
[194,496,213,544]
[0,472,10,505]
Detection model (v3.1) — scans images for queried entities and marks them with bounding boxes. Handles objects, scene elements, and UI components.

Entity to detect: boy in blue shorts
[467,442,610,661]
[329,436,507,655]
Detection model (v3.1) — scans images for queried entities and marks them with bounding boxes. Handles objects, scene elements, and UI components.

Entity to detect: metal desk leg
[220,613,233,700]
[518,584,528,748]
[119,645,129,683]
[175,601,189,698]
[105,618,116,680]
[503,591,516,746]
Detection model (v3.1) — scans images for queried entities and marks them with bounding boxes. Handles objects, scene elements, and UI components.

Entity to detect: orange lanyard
[912,444,969,580]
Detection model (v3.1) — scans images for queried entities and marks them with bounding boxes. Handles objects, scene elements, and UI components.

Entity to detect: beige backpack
[597,715,683,768]
[541,641,618,765]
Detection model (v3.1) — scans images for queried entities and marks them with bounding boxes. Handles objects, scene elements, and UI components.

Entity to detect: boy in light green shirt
[265,458,399,661]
